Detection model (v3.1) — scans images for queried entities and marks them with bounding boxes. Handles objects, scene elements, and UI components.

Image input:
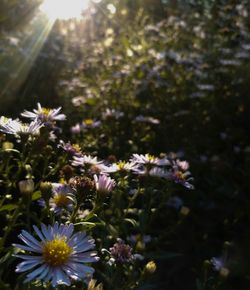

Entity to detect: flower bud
[203,260,211,269]
[219,267,230,278]
[223,241,232,249]
[145,261,157,274]
[18,179,34,195]
[40,181,52,195]
[180,206,190,216]
[2,142,14,150]
[25,164,33,179]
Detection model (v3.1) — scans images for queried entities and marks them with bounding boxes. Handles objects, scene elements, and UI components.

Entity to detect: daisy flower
[169,159,194,189]
[169,169,194,189]
[81,119,101,129]
[101,161,140,174]
[210,256,230,277]
[0,119,43,136]
[102,109,124,120]
[148,167,168,178]
[21,103,66,124]
[94,174,116,195]
[13,223,99,287]
[211,257,225,271]
[0,116,11,127]
[72,155,103,168]
[58,140,82,157]
[49,183,76,215]
[134,115,160,125]
[131,154,170,167]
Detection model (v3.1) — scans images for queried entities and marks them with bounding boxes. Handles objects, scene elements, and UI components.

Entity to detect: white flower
[131,154,169,166]
[72,155,103,167]
[135,166,169,178]
[81,119,101,129]
[134,115,160,125]
[21,103,66,124]
[102,109,124,120]
[0,116,11,127]
[148,167,169,178]
[0,119,43,136]
[101,161,140,173]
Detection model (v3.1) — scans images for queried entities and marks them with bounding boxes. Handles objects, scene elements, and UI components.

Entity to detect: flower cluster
[4,104,195,289]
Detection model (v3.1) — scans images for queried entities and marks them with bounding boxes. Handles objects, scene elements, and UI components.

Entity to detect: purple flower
[58,140,82,157]
[211,257,224,271]
[169,159,194,189]
[71,123,81,134]
[13,223,99,287]
[94,174,116,195]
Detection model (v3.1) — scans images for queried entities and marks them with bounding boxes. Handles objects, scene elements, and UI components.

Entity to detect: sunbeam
[40,0,90,20]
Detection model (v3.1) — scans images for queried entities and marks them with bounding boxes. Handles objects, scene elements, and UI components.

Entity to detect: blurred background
[0,0,250,289]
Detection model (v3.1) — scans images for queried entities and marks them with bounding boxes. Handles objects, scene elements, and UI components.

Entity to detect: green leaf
[124,218,138,227]
[3,149,20,154]
[0,251,12,264]
[83,211,97,221]
[32,191,42,201]
[74,221,102,229]
[0,204,18,212]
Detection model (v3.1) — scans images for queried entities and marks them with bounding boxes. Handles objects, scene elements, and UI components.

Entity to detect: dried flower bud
[69,176,95,196]
[60,165,74,181]
[18,179,34,195]
[110,239,133,263]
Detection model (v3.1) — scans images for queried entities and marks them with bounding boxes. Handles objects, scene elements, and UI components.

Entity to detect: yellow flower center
[174,171,185,180]
[117,161,126,169]
[148,155,156,162]
[42,237,72,266]
[41,108,51,116]
[72,144,81,152]
[53,194,70,207]
[83,119,94,126]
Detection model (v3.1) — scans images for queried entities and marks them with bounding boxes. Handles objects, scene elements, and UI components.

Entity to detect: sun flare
[40,0,90,20]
